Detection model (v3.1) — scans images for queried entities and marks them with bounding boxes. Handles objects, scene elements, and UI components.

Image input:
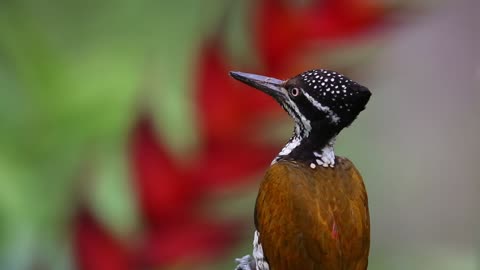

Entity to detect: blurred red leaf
[191,140,276,190]
[255,0,388,72]
[129,116,203,226]
[73,204,241,269]
[139,220,240,267]
[193,39,281,190]
[195,40,281,144]
[73,208,132,270]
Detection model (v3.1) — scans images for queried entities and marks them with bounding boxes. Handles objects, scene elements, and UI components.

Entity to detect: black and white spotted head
[230,69,371,165]
[230,69,370,133]
[287,69,371,128]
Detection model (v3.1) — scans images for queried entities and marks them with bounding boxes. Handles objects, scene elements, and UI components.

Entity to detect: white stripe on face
[301,89,340,124]
[282,89,312,137]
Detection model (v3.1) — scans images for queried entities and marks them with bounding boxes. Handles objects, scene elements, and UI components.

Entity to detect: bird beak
[229,71,287,100]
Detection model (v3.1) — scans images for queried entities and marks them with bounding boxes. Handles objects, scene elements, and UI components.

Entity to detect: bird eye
[290,87,300,97]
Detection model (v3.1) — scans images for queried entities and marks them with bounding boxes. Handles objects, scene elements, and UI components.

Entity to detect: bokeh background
[0,0,478,269]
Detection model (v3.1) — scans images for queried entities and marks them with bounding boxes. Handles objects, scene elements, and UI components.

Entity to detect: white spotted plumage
[301,89,340,124]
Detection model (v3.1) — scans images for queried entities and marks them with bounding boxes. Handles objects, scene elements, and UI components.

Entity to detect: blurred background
[0,0,478,269]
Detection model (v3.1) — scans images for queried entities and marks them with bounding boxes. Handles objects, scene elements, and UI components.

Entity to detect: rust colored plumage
[255,157,370,270]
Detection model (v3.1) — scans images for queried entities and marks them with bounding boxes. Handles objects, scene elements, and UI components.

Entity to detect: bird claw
[234,254,256,270]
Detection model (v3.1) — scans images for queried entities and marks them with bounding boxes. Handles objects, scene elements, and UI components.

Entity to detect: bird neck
[273,120,339,168]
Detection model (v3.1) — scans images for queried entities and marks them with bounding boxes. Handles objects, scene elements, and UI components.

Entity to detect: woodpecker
[230,69,371,270]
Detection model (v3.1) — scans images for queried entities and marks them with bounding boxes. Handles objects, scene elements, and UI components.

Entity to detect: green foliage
[0,0,230,268]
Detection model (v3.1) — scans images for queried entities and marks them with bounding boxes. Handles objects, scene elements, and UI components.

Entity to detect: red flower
[195,39,281,145]
[255,0,389,74]
[130,116,202,226]
[193,39,281,190]
[138,220,239,266]
[128,115,246,266]
[73,207,133,270]
[74,115,248,269]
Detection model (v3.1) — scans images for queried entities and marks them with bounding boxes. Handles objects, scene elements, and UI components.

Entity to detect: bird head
[230,69,371,141]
